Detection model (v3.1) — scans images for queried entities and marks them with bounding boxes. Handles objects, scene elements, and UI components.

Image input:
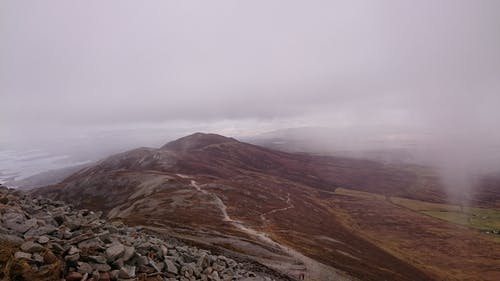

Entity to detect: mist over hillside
[2,1,500,280]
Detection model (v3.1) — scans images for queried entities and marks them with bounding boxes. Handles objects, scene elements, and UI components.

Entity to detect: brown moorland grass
[0,238,63,281]
[328,188,500,281]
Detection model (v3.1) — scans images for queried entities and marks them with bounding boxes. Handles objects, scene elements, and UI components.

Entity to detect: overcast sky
[1,1,500,146]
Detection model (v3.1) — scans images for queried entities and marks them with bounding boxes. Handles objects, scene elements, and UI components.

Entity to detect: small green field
[334,188,500,231]
[391,197,500,230]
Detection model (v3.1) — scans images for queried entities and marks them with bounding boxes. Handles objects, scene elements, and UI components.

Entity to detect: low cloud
[2,0,500,200]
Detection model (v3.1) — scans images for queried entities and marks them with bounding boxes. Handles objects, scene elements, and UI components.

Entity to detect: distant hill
[245,127,420,164]
[32,133,500,281]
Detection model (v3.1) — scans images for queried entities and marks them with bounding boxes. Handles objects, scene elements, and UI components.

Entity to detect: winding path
[189,180,352,281]
[260,192,293,222]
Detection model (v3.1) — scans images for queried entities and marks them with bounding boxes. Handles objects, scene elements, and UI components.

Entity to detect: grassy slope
[390,196,500,230]
[329,187,500,281]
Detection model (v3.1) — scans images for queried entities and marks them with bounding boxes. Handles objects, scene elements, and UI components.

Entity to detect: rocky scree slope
[0,185,283,281]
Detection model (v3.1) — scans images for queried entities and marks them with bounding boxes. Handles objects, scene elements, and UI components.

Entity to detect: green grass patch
[392,197,500,230]
[334,188,500,231]
[334,187,386,200]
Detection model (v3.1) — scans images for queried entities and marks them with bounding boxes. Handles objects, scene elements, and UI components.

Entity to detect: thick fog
[1,1,500,201]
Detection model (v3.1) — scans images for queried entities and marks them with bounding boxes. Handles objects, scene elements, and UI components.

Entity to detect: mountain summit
[161,132,238,151]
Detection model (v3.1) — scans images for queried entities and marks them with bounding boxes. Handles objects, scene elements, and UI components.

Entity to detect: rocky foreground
[0,185,282,281]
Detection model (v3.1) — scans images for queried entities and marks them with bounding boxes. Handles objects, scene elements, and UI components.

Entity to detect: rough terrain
[0,184,288,281]
[31,133,500,281]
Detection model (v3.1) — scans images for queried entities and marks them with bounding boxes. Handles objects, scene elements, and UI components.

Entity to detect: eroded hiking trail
[189,180,352,281]
[260,193,293,222]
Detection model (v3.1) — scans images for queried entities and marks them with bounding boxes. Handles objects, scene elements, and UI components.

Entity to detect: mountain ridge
[30,133,500,281]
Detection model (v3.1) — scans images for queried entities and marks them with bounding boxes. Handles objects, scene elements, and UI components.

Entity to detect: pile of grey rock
[0,185,276,281]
